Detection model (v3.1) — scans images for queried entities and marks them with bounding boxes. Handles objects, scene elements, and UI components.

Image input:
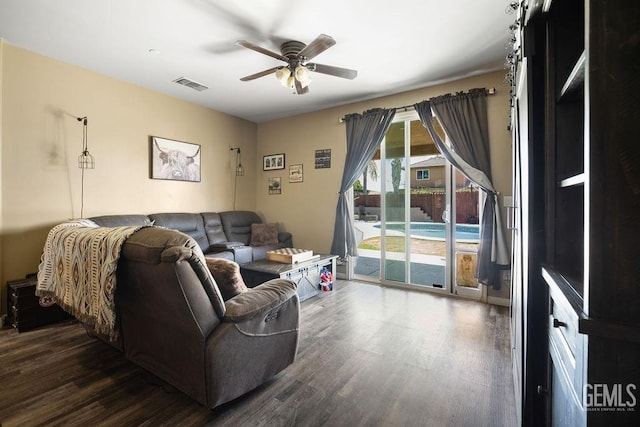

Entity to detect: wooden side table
[7,275,72,332]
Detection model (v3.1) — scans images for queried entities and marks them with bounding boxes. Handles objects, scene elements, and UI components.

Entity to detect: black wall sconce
[230,147,244,176]
[77,116,95,169]
[77,115,94,218]
[230,147,244,210]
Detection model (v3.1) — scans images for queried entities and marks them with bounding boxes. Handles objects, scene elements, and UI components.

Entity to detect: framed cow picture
[150,136,201,182]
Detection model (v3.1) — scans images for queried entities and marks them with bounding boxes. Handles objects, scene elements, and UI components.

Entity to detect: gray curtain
[414,89,509,288]
[330,108,396,258]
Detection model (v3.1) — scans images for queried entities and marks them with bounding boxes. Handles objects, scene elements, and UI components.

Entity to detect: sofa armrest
[223,279,297,323]
[278,232,292,246]
[210,241,245,250]
[206,276,299,407]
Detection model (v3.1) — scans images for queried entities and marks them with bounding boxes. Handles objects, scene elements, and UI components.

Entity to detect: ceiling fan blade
[307,63,358,80]
[236,40,287,61]
[294,78,309,95]
[298,34,336,60]
[240,67,281,81]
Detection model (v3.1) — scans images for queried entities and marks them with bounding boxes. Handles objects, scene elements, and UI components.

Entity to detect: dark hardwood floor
[0,280,516,426]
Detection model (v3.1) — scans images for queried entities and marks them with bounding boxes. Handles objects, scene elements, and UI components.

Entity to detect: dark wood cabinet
[511,1,640,425]
[510,3,549,424]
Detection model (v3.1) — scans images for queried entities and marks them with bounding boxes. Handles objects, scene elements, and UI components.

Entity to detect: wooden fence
[354,190,479,224]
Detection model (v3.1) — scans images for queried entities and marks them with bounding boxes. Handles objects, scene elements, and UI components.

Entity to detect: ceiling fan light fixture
[275,67,292,87]
[239,34,356,95]
[295,66,312,88]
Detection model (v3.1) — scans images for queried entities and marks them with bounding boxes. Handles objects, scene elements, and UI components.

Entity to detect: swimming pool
[375,222,480,241]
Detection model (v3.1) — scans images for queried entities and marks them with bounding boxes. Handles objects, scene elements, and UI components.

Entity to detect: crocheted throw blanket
[36,219,144,340]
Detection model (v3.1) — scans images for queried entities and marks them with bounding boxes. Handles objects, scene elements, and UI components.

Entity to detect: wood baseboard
[488,296,510,307]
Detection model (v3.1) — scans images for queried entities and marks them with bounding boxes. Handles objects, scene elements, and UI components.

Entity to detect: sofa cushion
[205,251,235,261]
[219,211,262,245]
[249,223,279,247]
[201,212,228,245]
[205,258,248,301]
[149,213,208,251]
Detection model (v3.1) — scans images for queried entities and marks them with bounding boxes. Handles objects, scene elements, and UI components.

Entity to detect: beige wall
[410,165,446,188]
[408,166,468,188]
[0,44,258,310]
[0,43,513,311]
[257,70,512,299]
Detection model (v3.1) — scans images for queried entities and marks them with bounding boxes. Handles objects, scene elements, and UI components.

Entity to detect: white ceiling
[0,0,516,123]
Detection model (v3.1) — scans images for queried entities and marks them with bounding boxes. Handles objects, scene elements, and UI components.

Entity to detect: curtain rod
[339,87,496,123]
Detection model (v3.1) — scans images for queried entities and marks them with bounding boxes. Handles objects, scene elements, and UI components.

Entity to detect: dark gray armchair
[115,227,299,408]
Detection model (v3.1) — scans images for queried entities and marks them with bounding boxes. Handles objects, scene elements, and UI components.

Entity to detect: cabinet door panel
[550,355,585,427]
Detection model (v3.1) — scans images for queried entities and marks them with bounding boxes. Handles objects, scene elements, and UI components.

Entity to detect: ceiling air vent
[173,77,208,92]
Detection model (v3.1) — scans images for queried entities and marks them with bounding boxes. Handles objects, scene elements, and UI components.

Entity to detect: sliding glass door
[380,120,407,283]
[352,111,481,297]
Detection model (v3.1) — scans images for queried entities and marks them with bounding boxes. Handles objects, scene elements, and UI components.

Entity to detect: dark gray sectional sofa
[67,210,300,408]
[90,210,292,264]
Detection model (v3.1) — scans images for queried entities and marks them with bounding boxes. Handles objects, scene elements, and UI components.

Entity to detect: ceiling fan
[236,34,357,95]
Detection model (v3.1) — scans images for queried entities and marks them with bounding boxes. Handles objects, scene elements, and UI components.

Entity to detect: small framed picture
[268,177,282,195]
[263,153,285,171]
[289,164,303,183]
[314,149,331,169]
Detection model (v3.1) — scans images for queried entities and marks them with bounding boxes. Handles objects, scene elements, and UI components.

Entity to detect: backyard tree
[362,160,378,194]
[391,158,404,194]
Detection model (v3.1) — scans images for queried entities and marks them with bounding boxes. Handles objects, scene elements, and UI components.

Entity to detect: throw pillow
[249,223,279,247]
[205,258,248,301]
